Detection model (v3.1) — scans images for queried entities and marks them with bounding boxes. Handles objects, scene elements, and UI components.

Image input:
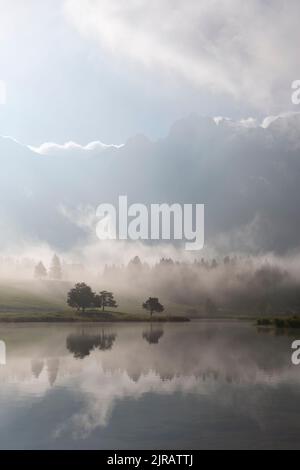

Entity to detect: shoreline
[257,316,300,329]
[0,316,257,324]
[0,310,268,323]
[0,313,191,323]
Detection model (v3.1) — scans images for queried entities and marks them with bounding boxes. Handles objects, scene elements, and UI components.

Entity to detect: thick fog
[1,113,300,313]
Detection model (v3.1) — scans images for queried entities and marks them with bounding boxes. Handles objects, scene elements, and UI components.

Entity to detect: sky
[0,0,300,146]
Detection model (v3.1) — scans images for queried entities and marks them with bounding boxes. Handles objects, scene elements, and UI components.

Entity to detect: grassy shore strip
[257,316,300,329]
[0,310,190,323]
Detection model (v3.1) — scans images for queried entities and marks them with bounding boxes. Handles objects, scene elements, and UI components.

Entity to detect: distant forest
[101,255,300,316]
[1,253,300,316]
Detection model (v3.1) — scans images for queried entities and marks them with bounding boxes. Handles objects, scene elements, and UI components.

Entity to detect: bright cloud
[63,0,300,109]
[30,141,123,157]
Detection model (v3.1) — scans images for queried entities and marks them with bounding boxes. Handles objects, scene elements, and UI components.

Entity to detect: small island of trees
[67,283,118,314]
[66,283,168,321]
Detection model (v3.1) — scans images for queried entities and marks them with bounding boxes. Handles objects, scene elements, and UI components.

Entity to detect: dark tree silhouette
[97,330,117,351]
[66,330,117,359]
[142,324,164,344]
[93,294,103,309]
[66,333,95,359]
[49,254,62,280]
[129,256,142,267]
[128,256,143,273]
[67,283,95,313]
[34,261,47,280]
[98,291,118,312]
[142,297,164,317]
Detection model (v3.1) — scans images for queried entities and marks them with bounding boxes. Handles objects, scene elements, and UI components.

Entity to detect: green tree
[67,283,95,313]
[142,297,164,317]
[97,291,118,312]
[93,294,103,310]
[34,261,47,280]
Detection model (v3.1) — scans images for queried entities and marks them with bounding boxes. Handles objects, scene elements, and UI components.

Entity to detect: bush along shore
[257,316,300,329]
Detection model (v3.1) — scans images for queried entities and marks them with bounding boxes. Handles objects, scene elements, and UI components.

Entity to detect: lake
[0,321,299,450]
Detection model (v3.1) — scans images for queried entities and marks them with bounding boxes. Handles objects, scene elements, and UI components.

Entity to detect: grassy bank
[0,309,190,323]
[0,279,264,323]
[0,280,192,322]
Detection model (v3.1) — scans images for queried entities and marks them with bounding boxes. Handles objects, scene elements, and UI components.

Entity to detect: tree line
[34,254,62,280]
[34,254,238,282]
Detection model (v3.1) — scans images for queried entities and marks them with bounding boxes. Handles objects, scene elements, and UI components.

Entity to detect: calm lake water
[0,320,299,450]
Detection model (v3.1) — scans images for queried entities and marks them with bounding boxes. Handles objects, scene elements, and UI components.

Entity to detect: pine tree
[49,254,62,280]
[34,261,47,280]
[98,291,118,312]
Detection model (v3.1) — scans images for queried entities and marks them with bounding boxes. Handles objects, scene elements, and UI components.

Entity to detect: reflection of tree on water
[46,358,60,386]
[31,359,44,378]
[66,330,117,359]
[142,324,164,345]
[31,358,60,385]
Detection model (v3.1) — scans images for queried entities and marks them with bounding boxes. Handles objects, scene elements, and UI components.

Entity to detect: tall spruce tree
[49,254,62,280]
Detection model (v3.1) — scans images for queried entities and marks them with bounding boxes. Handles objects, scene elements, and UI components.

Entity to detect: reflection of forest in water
[26,325,165,385]
[0,322,298,389]
[0,323,299,449]
[31,358,59,386]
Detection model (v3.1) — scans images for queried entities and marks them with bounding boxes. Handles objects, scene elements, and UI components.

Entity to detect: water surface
[0,321,299,450]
